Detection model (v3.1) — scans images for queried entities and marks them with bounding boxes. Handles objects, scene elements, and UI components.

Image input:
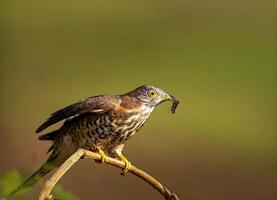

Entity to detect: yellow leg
[117,153,132,175]
[97,147,108,163]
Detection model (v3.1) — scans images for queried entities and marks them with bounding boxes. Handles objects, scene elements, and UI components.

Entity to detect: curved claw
[118,154,132,175]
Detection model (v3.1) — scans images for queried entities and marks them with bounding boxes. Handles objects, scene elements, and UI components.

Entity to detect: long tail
[9,130,77,197]
[9,162,55,196]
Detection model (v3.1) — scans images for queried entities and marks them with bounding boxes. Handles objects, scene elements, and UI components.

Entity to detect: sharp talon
[97,147,108,163]
[118,154,131,175]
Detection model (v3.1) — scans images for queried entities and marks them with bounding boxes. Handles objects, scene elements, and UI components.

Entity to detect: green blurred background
[0,0,276,199]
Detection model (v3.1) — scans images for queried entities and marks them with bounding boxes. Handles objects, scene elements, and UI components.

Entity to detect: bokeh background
[1,0,276,200]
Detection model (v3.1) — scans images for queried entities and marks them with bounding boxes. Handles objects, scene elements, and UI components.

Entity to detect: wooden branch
[39,148,180,200]
[39,149,84,200]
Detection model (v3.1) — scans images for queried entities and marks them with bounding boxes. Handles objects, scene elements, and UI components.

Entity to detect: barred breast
[64,105,154,151]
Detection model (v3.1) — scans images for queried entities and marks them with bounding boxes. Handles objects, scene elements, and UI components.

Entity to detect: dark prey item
[171,98,179,113]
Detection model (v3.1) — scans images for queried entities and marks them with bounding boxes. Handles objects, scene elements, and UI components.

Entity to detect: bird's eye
[147,90,158,98]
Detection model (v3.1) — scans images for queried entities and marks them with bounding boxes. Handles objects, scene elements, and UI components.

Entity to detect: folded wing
[36,95,119,133]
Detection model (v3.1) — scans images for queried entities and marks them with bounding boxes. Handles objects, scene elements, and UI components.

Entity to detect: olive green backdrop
[1,0,276,200]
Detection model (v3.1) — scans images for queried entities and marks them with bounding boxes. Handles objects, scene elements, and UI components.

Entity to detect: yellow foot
[97,147,108,163]
[118,154,132,175]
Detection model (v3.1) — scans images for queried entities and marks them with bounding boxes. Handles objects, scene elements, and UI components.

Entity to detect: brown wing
[35,95,120,133]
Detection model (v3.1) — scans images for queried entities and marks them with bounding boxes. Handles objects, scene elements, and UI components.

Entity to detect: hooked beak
[159,93,179,113]
[162,94,176,101]
[159,94,176,104]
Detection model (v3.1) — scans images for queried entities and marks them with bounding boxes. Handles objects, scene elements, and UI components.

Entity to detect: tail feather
[9,162,55,196]
[39,130,59,141]
[9,133,77,197]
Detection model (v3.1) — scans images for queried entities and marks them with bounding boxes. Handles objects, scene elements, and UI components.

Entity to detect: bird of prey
[11,85,179,195]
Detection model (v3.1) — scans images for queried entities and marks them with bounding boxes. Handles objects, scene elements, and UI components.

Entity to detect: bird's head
[129,85,176,107]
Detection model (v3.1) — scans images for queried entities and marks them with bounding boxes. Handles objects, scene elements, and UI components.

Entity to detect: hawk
[11,85,179,195]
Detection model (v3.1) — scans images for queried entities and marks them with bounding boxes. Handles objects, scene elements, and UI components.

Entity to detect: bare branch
[39,148,180,200]
[39,149,84,200]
